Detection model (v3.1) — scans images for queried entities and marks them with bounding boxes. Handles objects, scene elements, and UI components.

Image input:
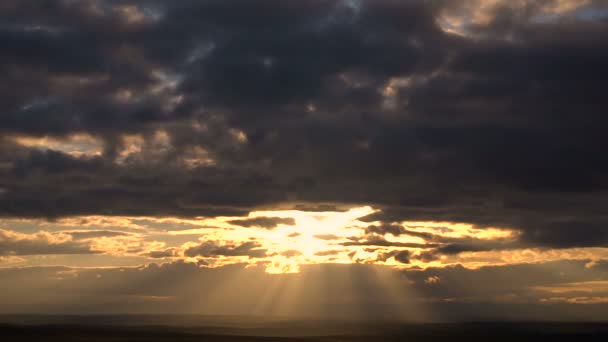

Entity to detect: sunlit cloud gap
[3,205,584,275]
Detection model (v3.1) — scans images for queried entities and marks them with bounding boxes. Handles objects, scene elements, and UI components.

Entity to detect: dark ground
[1,316,607,341]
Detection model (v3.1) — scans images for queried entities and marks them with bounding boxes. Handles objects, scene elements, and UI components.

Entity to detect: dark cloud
[346,223,525,259]
[147,248,177,259]
[292,204,349,212]
[227,217,295,229]
[519,219,608,249]
[376,250,411,264]
[365,224,406,236]
[184,240,267,259]
[0,0,606,252]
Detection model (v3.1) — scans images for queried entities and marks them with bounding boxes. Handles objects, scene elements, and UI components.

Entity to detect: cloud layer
[1,0,607,251]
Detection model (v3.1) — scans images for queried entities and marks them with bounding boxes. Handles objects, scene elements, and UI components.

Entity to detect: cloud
[540,296,608,304]
[341,235,435,249]
[314,250,343,257]
[377,250,411,264]
[147,248,177,259]
[0,0,605,254]
[365,224,407,236]
[0,229,97,256]
[534,280,608,295]
[184,240,268,259]
[227,217,295,229]
[63,230,133,240]
[280,249,302,258]
[425,276,441,284]
[399,260,608,311]
[437,0,601,36]
[313,234,340,241]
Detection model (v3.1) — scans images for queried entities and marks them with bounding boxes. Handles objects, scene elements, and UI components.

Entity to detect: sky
[1,0,608,321]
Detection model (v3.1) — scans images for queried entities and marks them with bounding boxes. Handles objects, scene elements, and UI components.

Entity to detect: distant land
[1,315,608,341]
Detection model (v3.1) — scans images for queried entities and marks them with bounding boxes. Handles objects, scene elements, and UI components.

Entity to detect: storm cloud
[0,0,606,253]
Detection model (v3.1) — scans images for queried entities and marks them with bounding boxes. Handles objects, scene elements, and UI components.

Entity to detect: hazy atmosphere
[1,0,608,327]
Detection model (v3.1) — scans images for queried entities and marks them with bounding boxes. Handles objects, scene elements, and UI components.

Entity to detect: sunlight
[194,206,378,273]
[9,133,103,157]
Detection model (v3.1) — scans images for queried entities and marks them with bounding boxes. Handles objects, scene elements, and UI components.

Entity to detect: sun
[247,206,376,273]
